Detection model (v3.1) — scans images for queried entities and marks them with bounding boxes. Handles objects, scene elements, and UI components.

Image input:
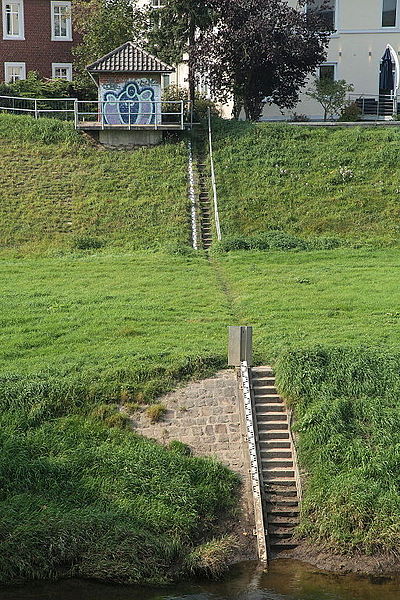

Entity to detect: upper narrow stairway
[251,366,300,554]
[196,160,213,250]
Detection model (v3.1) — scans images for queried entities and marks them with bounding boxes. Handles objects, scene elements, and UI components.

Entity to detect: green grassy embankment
[0,114,188,254]
[1,115,400,580]
[211,119,400,246]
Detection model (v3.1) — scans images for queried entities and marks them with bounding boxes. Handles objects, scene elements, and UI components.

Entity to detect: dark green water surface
[0,560,399,600]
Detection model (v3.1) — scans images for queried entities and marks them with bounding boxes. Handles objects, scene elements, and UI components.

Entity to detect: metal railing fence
[0,95,77,120]
[0,95,190,130]
[75,99,186,130]
[349,93,399,118]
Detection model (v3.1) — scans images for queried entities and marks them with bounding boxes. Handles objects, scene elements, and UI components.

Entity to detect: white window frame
[382,0,398,28]
[51,1,72,41]
[4,61,26,83]
[52,62,73,81]
[306,0,337,31]
[2,0,24,40]
[319,62,337,81]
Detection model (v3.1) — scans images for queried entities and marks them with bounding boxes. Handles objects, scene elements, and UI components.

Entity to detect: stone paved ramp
[129,370,245,474]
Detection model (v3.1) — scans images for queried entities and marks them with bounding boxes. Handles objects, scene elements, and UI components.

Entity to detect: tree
[143,0,214,107]
[307,78,354,121]
[195,0,331,121]
[72,0,146,75]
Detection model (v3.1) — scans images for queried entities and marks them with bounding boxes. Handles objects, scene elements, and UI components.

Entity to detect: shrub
[339,102,362,122]
[146,404,167,423]
[71,236,106,250]
[162,84,221,120]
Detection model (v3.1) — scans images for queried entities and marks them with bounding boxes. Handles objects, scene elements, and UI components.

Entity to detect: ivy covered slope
[0,114,188,254]
[276,347,400,555]
[211,119,400,247]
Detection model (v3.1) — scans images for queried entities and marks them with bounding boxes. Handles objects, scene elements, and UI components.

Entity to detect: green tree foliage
[307,77,354,121]
[143,0,214,104]
[72,0,145,75]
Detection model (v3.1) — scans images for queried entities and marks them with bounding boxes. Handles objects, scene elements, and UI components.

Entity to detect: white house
[262,0,400,120]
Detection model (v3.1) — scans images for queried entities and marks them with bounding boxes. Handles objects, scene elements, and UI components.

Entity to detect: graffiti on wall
[100,79,161,126]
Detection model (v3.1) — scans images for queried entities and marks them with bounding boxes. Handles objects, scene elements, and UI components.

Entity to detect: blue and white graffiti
[102,81,159,126]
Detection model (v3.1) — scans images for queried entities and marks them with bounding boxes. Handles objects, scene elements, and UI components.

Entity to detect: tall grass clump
[276,346,400,554]
[0,416,239,584]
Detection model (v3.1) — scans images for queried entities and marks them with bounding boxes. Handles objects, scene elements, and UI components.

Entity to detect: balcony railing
[349,93,399,119]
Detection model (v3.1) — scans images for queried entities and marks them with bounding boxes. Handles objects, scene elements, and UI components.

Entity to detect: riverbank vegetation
[1,115,400,581]
[276,347,400,554]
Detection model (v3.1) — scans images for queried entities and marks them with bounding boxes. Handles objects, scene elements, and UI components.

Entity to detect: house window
[319,64,335,81]
[51,1,72,41]
[382,0,397,27]
[52,63,72,81]
[161,74,170,89]
[309,0,336,30]
[2,0,24,40]
[4,61,26,83]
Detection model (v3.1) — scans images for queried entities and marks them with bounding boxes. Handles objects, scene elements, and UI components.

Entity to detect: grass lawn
[218,247,400,360]
[0,252,231,400]
[211,120,400,245]
[2,115,400,579]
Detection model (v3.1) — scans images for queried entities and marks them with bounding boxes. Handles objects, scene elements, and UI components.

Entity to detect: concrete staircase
[196,160,212,250]
[251,366,300,554]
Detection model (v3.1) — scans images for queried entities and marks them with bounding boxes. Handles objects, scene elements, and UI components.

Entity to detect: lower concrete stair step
[269,526,296,538]
[269,539,298,551]
[262,440,291,449]
[261,450,292,459]
[267,515,299,527]
[267,498,299,508]
[263,469,295,479]
[258,422,289,431]
[259,431,290,440]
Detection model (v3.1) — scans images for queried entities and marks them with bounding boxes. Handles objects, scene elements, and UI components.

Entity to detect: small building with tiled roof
[79,42,183,147]
[87,42,176,132]
[87,41,175,75]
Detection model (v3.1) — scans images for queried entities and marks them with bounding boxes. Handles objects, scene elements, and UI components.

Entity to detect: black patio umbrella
[379,47,395,91]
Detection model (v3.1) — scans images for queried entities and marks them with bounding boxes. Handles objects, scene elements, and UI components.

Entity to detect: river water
[0,560,399,600]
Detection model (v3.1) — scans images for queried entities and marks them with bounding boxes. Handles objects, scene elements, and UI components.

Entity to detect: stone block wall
[128,369,257,560]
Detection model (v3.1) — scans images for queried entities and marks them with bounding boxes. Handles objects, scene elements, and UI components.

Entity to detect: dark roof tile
[87,42,175,73]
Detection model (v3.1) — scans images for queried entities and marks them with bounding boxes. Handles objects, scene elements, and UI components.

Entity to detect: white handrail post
[34,99,38,119]
[74,99,78,129]
[181,100,184,130]
[208,107,222,242]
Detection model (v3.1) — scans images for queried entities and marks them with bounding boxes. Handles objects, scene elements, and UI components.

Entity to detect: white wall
[262,0,400,120]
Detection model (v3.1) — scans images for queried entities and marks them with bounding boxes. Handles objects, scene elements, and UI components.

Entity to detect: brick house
[0,1,77,83]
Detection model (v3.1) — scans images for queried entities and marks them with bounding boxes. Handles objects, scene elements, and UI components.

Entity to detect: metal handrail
[207,107,222,241]
[0,95,190,130]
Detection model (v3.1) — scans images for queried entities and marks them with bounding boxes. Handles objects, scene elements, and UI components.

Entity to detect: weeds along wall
[275,346,400,554]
